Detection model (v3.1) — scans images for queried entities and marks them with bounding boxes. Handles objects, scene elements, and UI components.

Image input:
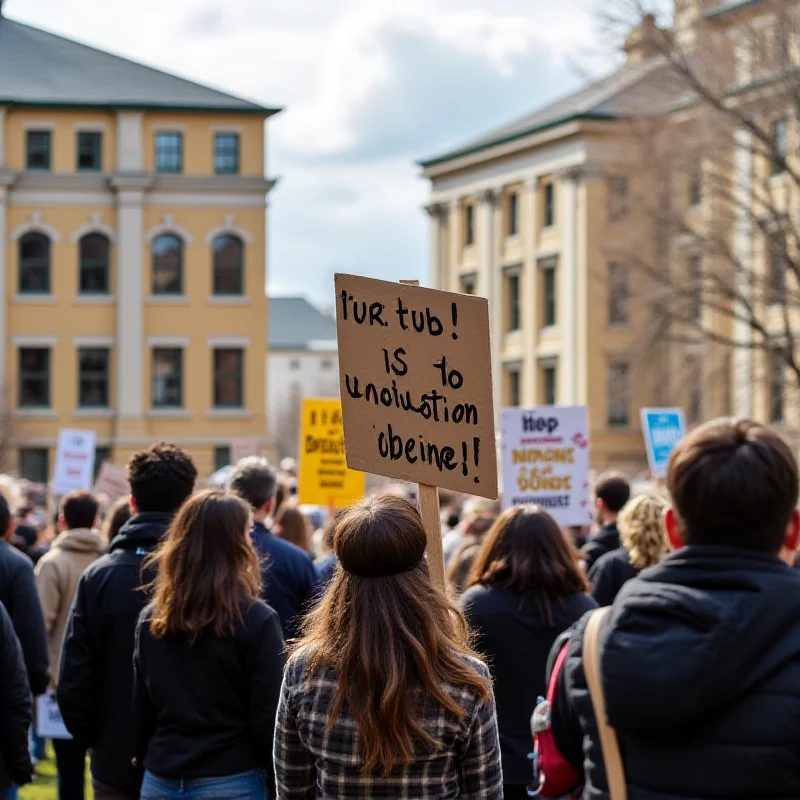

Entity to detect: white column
[732,128,753,417]
[478,189,501,411]
[425,203,444,289]
[560,170,579,405]
[449,198,462,293]
[523,176,538,405]
[116,112,144,172]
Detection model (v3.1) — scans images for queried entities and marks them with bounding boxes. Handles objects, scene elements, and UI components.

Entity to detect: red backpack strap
[547,640,570,704]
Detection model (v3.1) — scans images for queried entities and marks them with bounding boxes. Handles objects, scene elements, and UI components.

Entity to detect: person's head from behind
[227,457,277,521]
[467,505,589,625]
[295,495,490,775]
[59,491,100,531]
[274,503,311,552]
[446,514,495,596]
[127,443,197,515]
[147,490,261,643]
[101,495,132,544]
[594,472,631,524]
[666,418,800,562]
[618,494,667,570]
[0,494,13,542]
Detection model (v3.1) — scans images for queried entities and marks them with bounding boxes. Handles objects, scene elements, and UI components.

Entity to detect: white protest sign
[500,406,592,525]
[37,692,72,740]
[53,429,96,495]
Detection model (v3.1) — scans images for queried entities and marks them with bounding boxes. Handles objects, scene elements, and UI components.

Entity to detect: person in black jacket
[134,490,285,799]
[588,493,667,606]
[0,602,33,799]
[58,443,197,800]
[461,505,596,800]
[0,493,49,698]
[228,458,317,639]
[580,472,630,572]
[550,418,800,798]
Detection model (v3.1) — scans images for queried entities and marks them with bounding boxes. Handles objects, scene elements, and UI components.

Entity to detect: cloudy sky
[8,0,612,306]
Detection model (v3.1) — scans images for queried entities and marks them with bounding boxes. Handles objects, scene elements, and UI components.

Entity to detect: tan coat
[35,528,105,688]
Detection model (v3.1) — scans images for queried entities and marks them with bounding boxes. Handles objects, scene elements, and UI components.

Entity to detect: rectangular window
[543,365,557,406]
[771,356,785,424]
[76,131,102,171]
[459,273,476,295]
[769,232,787,302]
[608,176,629,222]
[464,204,475,246]
[214,133,240,175]
[214,446,232,471]
[507,369,521,408]
[542,260,557,327]
[19,348,50,408]
[543,182,555,227]
[689,254,702,323]
[26,130,51,171]
[151,348,183,408]
[507,191,519,237]
[213,349,244,408]
[607,363,630,427]
[155,132,183,173]
[608,262,629,324]
[94,446,111,480]
[772,119,787,175]
[689,162,702,207]
[78,348,110,408]
[19,448,48,483]
[507,273,520,332]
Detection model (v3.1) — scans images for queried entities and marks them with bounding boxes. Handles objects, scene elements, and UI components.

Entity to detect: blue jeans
[139,770,266,800]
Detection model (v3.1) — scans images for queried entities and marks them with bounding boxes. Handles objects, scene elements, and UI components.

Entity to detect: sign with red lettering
[53,429,96,495]
[335,274,497,498]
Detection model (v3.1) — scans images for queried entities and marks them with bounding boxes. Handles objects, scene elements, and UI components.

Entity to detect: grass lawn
[19,748,93,800]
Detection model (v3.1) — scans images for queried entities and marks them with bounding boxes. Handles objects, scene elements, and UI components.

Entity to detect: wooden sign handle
[400,279,447,594]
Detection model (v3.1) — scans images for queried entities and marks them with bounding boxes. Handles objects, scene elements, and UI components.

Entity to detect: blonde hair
[618,494,668,570]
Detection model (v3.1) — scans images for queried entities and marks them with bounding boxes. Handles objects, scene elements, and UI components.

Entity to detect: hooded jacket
[58,512,172,791]
[551,546,800,798]
[35,527,106,688]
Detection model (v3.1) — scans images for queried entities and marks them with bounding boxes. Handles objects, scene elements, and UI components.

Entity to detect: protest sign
[231,438,260,464]
[334,274,497,498]
[37,692,72,740]
[53,429,96,495]
[93,461,129,502]
[500,406,592,525]
[298,398,365,507]
[641,407,686,478]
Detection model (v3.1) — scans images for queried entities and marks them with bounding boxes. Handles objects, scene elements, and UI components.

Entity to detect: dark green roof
[704,0,765,20]
[0,15,279,115]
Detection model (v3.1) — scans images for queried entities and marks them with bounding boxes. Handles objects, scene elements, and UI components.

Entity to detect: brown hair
[146,490,261,644]
[274,503,311,552]
[466,505,589,626]
[292,495,490,776]
[446,514,495,596]
[61,490,99,530]
[667,417,799,554]
[618,494,667,570]
[101,495,132,543]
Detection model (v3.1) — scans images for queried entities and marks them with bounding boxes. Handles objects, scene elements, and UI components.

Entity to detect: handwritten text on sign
[335,274,497,498]
[501,406,591,525]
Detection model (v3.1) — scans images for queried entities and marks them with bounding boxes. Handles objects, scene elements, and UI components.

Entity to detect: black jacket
[462,585,596,785]
[250,521,317,639]
[580,523,620,573]
[587,547,638,607]
[0,602,33,792]
[134,599,285,792]
[0,539,49,695]
[58,512,172,790]
[551,546,800,798]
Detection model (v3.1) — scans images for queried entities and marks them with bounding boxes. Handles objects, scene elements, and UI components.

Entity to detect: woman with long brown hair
[274,495,502,799]
[461,505,596,800]
[133,490,285,800]
[273,502,311,553]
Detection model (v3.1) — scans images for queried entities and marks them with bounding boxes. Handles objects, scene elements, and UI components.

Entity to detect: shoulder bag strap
[583,607,627,800]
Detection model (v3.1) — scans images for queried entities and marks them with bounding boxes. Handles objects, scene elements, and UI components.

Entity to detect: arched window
[212,234,244,295]
[19,233,51,294]
[79,233,110,294]
[152,234,183,295]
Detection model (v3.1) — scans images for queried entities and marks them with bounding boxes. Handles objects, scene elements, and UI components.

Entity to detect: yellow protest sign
[298,398,365,507]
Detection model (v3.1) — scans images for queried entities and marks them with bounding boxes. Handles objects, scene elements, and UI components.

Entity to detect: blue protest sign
[640,408,686,478]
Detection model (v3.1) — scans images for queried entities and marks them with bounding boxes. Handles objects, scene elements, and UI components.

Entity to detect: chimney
[625,13,661,63]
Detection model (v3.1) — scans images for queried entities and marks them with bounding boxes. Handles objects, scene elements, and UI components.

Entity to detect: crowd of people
[1,417,800,798]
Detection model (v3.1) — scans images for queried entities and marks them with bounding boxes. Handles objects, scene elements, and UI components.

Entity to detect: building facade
[0,12,277,479]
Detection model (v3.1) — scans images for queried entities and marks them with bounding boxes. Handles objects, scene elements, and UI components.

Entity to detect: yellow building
[0,10,278,479]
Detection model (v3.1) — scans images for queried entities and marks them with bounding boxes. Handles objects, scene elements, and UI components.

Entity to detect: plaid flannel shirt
[274,652,503,799]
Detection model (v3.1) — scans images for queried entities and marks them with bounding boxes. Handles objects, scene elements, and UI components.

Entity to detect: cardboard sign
[231,438,260,464]
[500,406,591,525]
[298,398,365,507]
[335,274,497,498]
[37,692,72,740]
[93,462,130,502]
[641,407,686,478]
[53,429,96,495]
